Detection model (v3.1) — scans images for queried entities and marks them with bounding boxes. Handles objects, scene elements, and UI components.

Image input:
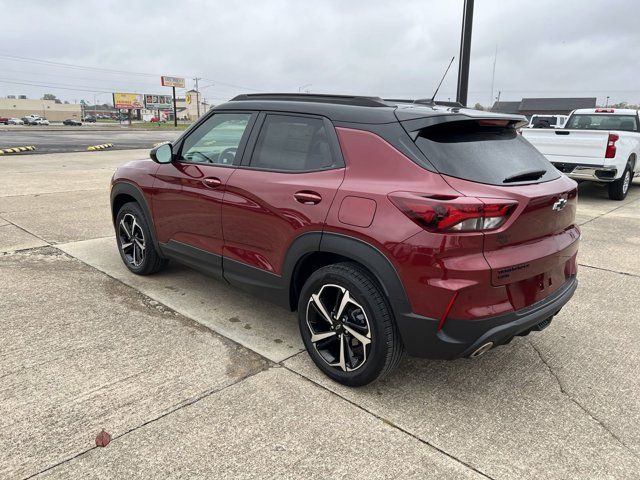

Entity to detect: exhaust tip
[470,342,494,358]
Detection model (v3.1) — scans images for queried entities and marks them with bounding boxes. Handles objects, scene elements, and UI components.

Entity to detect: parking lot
[1,149,639,479]
[0,127,179,154]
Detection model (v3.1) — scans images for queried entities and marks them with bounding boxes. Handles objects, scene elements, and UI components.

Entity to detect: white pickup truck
[523,108,640,200]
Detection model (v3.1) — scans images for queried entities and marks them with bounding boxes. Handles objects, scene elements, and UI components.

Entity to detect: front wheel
[115,202,168,275]
[608,163,632,200]
[298,262,403,387]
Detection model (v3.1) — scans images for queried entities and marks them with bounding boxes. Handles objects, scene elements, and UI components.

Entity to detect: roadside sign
[144,94,172,109]
[185,93,191,105]
[160,76,185,88]
[113,93,144,109]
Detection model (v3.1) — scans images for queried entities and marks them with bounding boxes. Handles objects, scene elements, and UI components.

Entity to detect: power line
[0,78,180,95]
[0,54,263,92]
[0,68,172,89]
[0,53,160,77]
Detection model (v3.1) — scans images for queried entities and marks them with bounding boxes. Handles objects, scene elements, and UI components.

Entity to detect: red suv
[110,94,579,386]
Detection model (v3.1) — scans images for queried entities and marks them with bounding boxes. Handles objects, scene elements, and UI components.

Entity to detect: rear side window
[250,115,339,171]
[414,121,560,185]
[565,114,638,132]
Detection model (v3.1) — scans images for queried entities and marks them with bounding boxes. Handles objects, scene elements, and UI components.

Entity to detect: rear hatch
[406,115,579,308]
[522,129,609,166]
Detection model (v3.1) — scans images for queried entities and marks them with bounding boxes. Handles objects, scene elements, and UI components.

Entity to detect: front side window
[250,115,338,171]
[180,113,252,165]
[565,114,638,132]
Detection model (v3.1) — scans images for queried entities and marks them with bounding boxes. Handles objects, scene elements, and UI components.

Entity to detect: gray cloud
[1,0,638,106]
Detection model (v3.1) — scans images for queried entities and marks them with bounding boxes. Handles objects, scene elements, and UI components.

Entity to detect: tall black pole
[172,86,177,127]
[456,0,474,107]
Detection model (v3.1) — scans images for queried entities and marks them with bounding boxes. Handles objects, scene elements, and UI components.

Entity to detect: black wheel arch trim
[110,181,163,256]
[282,231,412,318]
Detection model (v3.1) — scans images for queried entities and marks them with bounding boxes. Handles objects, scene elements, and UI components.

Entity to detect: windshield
[565,114,638,132]
[414,120,560,185]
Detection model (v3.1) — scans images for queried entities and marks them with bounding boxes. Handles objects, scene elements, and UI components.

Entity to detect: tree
[473,103,485,111]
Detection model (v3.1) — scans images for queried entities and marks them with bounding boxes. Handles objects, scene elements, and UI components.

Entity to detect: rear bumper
[396,275,578,359]
[552,162,617,182]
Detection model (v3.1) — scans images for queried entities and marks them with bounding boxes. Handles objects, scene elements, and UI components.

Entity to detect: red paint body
[111,125,579,328]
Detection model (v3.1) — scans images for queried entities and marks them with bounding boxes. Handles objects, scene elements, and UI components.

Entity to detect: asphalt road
[1,149,639,478]
[0,128,179,153]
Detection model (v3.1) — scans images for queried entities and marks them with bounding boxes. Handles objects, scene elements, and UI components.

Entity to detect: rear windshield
[414,121,560,185]
[565,114,638,132]
[530,115,557,127]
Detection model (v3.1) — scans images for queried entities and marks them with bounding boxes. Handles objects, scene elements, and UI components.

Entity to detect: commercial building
[491,97,597,117]
[0,97,82,121]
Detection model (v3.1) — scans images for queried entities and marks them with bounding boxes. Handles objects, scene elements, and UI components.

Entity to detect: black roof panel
[213,94,526,125]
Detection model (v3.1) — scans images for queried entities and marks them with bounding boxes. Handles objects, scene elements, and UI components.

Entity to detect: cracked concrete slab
[575,180,640,217]
[284,267,640,480]
[0,189,109,215]
[0,223,48,252]
[57,237,304,363]
[530,265,640,456]
[2,204,113,244]
[577,213,640,276]
[0,170,115,197]
[0,247,268,479]
[40,368,484,480]
[0,149,147,174]
[285,346,640,480]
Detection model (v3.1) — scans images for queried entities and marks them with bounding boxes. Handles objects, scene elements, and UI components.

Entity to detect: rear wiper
[503,169,546,183]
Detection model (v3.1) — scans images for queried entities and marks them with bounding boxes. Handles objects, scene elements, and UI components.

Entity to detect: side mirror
[150,143,173,164]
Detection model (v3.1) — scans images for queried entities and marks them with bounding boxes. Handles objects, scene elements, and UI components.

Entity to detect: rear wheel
[608,162,632,200]
[298,262,403,387]
[115,202,167,275]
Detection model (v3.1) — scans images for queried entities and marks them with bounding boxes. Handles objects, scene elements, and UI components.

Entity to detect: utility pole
[193,77,201,118]
[456,0,474,107]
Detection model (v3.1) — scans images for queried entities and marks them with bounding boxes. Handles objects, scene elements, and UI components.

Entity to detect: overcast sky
[1,0,638,107]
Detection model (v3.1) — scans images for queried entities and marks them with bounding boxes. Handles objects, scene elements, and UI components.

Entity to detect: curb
[152,141,170,148]
[0,146,36,155]
[87,143,114,151]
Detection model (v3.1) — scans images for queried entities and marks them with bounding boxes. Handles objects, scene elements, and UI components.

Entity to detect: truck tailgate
[522,129,608,166]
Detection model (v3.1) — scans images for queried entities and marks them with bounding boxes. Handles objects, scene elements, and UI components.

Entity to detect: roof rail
[230,93,391,107]
[384,98,465,108]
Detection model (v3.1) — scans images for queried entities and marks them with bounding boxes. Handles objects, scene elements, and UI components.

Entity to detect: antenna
[490,45,497,107]
[429,56,455,104]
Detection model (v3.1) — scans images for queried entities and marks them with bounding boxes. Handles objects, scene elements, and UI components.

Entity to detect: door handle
[294,190,322,205]
[202,177,222,189]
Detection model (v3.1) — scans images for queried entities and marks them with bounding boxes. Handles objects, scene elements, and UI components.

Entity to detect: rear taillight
[605,133,619,158]
[389,192,517,232]
[595,108,615,113]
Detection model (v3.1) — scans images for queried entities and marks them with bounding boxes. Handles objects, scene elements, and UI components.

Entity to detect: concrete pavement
[1,150,639,479]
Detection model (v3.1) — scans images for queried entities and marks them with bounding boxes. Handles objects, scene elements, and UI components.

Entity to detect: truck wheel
[608,163,632,201]
[298,262,404,387]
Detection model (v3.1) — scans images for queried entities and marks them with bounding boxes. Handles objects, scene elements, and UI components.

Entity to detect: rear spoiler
[398,111,528,137]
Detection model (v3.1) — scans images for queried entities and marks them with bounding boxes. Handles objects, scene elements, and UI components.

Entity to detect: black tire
[115,202,167,275]
[297,262,403,387]
[608,162,632,200]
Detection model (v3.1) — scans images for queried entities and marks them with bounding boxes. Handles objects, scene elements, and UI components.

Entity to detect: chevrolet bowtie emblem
[552,198,567,211]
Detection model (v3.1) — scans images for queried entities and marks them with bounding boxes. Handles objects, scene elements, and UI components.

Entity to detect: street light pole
[456,0,474,107]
